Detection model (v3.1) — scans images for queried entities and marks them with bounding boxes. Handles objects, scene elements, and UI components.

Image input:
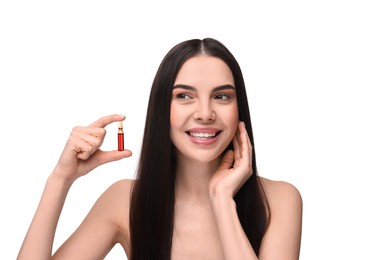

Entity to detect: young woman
[18,38,302,260]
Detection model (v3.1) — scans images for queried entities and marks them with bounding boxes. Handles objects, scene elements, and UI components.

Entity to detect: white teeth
[189,132,217,138]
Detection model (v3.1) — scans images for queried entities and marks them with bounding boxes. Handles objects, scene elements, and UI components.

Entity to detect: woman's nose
[193,102,216,122]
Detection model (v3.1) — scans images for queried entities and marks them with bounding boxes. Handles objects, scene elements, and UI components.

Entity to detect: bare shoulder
[103,178,134,199]
[259,177,302,210]
[98,179,134,218]
[96,179,134,251]
[258,177,303,258]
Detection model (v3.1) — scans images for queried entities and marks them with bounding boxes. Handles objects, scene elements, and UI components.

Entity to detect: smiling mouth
[186,131,222,139]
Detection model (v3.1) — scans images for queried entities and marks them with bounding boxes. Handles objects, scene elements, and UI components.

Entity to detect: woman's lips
[185,128,222,145]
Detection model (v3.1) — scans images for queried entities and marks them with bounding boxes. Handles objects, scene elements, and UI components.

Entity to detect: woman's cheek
[170,102,179,126]
[170,102,189,130]
[222,105,239,127]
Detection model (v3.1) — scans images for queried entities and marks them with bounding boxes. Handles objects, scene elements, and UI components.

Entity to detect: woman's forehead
[174,55,234,88]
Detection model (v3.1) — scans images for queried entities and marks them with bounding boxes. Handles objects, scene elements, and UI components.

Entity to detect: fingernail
[241,122,246,128]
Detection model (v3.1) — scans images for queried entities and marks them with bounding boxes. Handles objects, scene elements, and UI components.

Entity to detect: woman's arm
[17,114,132,259]
[210,179,302,260]
[209,122,257,259]
[209,122,302,260]
[52,179,133,259]
[210,191,258,259]
[17,174,73,260]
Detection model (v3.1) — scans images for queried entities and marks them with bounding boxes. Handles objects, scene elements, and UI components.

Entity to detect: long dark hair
[130,38,270,259]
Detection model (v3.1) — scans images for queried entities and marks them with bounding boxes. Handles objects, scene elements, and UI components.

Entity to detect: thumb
[218,150,234,170]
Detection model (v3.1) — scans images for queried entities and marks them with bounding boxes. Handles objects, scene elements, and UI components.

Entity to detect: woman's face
[170,55,239,163]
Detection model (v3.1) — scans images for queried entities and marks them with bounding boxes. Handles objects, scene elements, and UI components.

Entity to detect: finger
[232,132,241,167]
[218,150,234,170]
[239,123,249,152]
[90,149,133,166]
[73,129,104,146]
[239,122,252,167]
[89,114,126,128]
[72,126,107,139]
[73,139,96,160]
[71,127,106,154]
[233,122,245,166]
[240,122,252,152]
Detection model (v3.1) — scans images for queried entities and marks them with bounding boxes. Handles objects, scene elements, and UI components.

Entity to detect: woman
[18,38,302,259]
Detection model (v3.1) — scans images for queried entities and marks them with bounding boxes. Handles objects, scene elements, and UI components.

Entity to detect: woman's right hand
[51,114,132,182]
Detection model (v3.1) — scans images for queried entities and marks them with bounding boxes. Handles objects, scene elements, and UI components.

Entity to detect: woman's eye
[214,93,230,101]
[176,93,192,100]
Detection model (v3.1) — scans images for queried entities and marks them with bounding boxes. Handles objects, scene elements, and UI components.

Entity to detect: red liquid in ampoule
[118,133,124,151]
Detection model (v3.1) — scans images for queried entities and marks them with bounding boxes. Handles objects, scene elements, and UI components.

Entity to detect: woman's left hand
[209,121,253,198]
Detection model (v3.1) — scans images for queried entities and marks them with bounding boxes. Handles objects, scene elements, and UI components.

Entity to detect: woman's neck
[175,153,221,201]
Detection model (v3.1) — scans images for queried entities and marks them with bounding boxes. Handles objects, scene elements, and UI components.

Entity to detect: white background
[1,1,373,259]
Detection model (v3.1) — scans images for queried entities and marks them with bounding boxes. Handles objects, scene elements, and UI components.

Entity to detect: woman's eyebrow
[213,84,235,92]
[173,84,235,92]
[173,84,197,91]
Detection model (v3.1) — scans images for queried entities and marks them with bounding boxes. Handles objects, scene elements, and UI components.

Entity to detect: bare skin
[26,176,301,259]
[17,120,302,260]
[18,55,302,259]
